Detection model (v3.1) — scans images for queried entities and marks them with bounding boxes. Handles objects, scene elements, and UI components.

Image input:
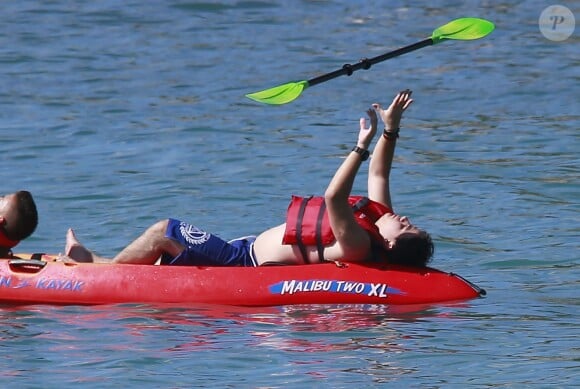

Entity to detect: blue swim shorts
[160,218,258,267]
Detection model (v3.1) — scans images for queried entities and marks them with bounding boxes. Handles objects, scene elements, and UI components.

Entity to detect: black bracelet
[383,128,400,140]
[351,146,369,161]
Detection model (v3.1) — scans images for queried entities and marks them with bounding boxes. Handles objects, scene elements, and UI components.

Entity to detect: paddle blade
[432,18,495,44]
[246,81,308,105]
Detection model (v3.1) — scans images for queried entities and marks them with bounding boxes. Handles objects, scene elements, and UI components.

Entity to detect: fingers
[359,117,366,130]
[395,89,412,103]
[374,90,413,109]
[372,103,383,119]
[389,89,413,111]
[371,90,413,129]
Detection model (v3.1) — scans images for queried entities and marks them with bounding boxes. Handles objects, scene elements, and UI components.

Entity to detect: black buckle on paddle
[360,58,372,70]
[342,64,354,76]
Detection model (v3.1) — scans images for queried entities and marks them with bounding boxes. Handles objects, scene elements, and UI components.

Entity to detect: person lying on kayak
[0,191,38,258]
[65,89,434,267]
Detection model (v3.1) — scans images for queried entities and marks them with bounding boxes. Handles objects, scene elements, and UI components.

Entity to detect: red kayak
[0,254,485,306]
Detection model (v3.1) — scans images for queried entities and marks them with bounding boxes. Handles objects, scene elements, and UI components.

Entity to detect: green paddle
[246,17,495,105]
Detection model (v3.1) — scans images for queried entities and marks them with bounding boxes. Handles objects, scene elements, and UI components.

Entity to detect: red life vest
[0,229,20,250]
[282,195,393,263]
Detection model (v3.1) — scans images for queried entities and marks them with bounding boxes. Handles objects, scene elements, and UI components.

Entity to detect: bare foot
[65,228,94,263]
[54,253,79,264]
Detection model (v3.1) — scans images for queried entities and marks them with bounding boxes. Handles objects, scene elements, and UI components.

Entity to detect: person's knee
[141,219,174,252]
[148,219,185,256]
[145,219,170,239]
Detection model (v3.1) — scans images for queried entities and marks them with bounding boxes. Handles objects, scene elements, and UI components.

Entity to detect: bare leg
[110,219,185,264]
[65,228,108,263]
[66,220,185,265]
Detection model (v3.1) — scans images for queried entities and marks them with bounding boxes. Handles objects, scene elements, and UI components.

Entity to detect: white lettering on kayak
[339,281,363,293]
[281,280,332,294]
[368,283,389,298]
[274,279,401,298]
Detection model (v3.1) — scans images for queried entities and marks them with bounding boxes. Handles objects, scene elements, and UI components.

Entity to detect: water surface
[1,0,578,387]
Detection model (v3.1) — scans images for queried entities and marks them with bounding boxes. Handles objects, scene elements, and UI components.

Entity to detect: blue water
[1,0,578,387]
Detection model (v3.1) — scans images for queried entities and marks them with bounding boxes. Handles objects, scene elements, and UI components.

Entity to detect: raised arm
[368,90,414,209]
[324,108,377,260]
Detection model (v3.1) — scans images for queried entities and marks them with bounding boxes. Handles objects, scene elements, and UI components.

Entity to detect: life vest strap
[351,196,369,212]
[315,200,326,262]
[295,196,311,264]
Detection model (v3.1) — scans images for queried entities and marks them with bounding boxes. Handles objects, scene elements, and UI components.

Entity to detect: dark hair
[388,230,434,267]
[6,191,38,241]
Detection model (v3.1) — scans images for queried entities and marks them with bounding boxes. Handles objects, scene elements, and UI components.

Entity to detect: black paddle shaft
[307,38,434,87]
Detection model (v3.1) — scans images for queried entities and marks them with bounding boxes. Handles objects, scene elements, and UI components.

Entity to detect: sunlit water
[1,0,578,387]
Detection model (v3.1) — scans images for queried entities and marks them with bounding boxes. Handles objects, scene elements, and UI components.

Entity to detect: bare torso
[253,223,370,265]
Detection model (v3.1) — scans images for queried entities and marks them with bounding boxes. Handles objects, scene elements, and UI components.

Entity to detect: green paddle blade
[431,17,495,44]
[245,81,309,105]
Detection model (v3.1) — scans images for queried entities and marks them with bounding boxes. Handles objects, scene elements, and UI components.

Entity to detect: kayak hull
[0,256,485,306]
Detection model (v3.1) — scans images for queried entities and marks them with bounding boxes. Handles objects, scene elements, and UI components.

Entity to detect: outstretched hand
[357,108,378,149]
[373,89,414,130]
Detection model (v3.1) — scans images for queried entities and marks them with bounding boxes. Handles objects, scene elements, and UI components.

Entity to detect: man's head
[0,191,38,251]
[375,213,434,267]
